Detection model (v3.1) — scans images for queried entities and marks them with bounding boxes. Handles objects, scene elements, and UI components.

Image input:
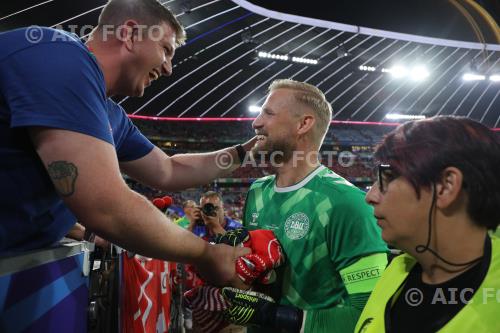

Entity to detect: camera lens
[201,203,217,216]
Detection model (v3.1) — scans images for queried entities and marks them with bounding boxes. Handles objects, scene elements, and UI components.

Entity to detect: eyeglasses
[376,164,397,193]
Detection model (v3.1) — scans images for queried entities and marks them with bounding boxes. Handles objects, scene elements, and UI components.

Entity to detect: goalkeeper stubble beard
[250,136,296,167]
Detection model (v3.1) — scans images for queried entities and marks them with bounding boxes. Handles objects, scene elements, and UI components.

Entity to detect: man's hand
[192,206,202,221]
[241,136,258,154]
[213,228,285,286]
[194,243,250,287]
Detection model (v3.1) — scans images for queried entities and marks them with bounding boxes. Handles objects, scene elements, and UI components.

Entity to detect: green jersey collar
[274,165,326,193]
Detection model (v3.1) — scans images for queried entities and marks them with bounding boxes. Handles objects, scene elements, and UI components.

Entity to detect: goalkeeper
[240,79,388,333]
[185,224,385,333]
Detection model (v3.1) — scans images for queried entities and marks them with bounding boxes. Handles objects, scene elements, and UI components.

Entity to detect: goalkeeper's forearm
[243,301,364,333]
[262,304,303,333]
[256,293,369,333]
[237,302,303,333]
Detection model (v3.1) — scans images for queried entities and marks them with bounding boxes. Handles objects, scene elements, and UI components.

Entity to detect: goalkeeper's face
[251,89,299,164]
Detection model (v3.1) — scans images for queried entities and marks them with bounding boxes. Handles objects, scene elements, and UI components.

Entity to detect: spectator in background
[175,200,201,230]
[356,116,500,332]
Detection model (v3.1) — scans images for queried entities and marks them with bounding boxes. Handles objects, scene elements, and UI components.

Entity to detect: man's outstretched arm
[30,127,248,285]
[119,137,256,191]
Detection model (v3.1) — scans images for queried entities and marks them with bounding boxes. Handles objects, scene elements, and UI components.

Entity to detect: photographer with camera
[174,192,243,332]
[190,191,242,239]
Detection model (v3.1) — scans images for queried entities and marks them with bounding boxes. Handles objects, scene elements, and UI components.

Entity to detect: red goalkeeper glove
[213,227,285,285]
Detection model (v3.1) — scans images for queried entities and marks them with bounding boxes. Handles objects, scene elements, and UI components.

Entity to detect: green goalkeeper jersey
[243,165,387,312]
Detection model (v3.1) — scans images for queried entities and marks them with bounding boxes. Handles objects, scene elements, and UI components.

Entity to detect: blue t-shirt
[0,27,154,253]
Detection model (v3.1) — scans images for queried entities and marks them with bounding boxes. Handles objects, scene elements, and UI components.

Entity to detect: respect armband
[340,253,388,295]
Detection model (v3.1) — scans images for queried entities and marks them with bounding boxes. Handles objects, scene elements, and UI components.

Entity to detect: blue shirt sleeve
[0,37,113,145]
[107,100,155,161]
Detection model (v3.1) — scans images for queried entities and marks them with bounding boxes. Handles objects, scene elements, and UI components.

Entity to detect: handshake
[184,228,303,333]
[211,227,284,285]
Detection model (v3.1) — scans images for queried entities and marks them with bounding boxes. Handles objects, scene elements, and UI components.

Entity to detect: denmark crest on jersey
[284,212,310,240]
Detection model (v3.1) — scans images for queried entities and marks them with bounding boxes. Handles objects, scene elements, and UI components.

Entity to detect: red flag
[121,254,172,333]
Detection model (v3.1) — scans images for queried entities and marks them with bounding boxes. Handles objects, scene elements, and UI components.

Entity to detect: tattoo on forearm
[47,161,78,197]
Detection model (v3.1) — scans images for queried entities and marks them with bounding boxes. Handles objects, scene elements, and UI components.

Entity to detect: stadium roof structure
[1,0,500,126]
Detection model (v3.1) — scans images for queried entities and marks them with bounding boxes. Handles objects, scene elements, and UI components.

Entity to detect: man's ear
[297,114,315,136]
[118,20,141,51]
[435,167,464,210]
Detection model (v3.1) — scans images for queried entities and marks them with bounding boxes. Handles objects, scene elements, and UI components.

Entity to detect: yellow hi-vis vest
[355,237,500,333]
